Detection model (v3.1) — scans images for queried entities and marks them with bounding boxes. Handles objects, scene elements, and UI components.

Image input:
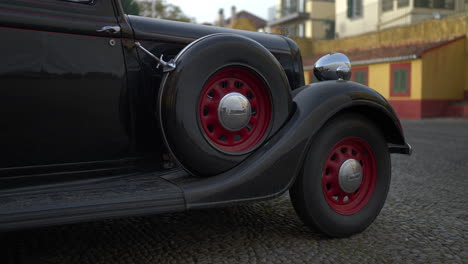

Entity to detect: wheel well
[332,105,405,145]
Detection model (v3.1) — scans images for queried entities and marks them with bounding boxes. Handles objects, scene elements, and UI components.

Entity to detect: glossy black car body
[0,0,410,231]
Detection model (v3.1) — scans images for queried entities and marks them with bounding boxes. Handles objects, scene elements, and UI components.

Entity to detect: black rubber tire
[159,34,292,176]
[289,113,391,237]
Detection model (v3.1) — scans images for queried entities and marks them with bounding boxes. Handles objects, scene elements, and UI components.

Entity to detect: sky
[167,0,277,24]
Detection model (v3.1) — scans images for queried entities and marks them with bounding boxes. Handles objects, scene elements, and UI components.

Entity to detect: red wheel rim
[322,137,377,215]
[199,66,272,153]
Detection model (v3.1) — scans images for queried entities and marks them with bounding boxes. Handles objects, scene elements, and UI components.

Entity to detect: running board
[0,170,187,231]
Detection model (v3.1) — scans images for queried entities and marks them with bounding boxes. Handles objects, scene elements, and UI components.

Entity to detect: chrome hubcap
[217,92,251,131]
[338,159,363,193]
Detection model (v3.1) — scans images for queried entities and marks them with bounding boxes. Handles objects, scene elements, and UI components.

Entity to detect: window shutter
[393,68,408,93]
[347,0,353,18]
[400,69,408,93]
[393,69,400,92]
[354,71,366,85]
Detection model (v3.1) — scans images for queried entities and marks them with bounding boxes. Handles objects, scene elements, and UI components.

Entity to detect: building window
[390,63,411,97]
[282,22,305,37]
[352,67,368,85]
[281,0,306,17]
[298,23,305,37]
[298,0,305,12]
[382,0,394,12]
[398,0,410,8]
[414,0,455,9]
[323,20,335,40]
[347,0,363,18]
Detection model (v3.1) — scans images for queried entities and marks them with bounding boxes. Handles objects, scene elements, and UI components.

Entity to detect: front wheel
[290,113,391,237]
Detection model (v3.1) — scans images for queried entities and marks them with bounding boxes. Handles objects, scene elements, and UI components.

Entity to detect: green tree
[138,0,195,23]
[121,0,140,15]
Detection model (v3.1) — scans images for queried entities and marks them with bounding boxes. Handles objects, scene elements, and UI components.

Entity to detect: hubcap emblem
[218,92,251,131]
[338,159,363,193]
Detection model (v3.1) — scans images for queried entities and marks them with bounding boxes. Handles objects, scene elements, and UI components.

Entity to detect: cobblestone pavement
[1,119,467,264]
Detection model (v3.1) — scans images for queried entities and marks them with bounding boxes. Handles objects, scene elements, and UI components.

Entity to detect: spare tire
[159,33,292,176]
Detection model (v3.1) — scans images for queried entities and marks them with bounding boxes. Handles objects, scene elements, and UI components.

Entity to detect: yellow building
[303,36,468,119]
[268,0,335,39]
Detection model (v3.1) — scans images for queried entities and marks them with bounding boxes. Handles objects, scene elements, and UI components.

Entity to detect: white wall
[337,0,466,38]
[335,0,380,38]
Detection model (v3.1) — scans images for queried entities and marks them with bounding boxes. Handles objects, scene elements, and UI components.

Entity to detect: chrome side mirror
[313,52,351,81]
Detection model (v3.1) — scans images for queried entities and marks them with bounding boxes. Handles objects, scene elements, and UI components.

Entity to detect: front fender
[293,81,411,154]
[180,80,411,209]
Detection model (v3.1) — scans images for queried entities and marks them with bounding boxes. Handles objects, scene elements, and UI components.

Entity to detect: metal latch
[96,26,120,34]
[134,42,176,72]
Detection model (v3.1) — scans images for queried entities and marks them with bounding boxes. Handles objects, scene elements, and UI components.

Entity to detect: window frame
[347,0,363,19]
[390,63,411,97]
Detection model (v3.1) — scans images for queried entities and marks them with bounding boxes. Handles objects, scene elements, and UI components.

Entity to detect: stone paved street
[1,119,467,264]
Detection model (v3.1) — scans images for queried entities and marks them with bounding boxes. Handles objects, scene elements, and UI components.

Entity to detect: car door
[0,0,131,169]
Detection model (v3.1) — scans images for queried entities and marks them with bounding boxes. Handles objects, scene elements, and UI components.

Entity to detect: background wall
[421,38,466,100]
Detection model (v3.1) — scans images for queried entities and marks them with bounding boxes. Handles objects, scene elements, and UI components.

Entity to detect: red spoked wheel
[322,137,377,215]
[290,114,390,237]
[199,67,272,153]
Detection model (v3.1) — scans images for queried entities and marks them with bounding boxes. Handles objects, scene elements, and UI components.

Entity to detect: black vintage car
[0,0,411,237]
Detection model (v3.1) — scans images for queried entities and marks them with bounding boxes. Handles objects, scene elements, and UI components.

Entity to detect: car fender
[292,80,411,155]
[180,80,411,209]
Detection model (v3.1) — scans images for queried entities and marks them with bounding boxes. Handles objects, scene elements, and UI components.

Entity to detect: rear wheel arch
[331,104,406,146]
[288,102,405,195]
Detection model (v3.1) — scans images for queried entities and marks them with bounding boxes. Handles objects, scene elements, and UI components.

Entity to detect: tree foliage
[137,0,195,23]
[121,0,140,16]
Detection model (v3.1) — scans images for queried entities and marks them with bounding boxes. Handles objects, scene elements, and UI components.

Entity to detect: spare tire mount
[159,33,292,176]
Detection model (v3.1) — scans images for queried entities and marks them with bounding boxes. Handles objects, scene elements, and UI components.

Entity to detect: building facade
[336,0,466,38]
[303,37,468,118]
[268,0,335,39]
[216,6,267,31]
